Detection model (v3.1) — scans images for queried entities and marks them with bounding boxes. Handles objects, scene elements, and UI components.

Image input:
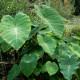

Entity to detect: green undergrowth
[64,16,80,36]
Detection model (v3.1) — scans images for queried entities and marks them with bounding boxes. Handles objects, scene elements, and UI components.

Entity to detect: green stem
[39,0,41,7]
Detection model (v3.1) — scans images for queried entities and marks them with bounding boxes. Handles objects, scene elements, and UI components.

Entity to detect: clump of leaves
[0,5,80,80]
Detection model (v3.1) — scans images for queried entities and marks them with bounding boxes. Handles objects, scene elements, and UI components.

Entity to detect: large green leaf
[69,43,80,57]
[35,5,64,37]
[0,13,31,50]
[37,35,56,56]
[7,64,20,80]
[59,55,79,80]
[19,54,37,77]
[45,61,58,76]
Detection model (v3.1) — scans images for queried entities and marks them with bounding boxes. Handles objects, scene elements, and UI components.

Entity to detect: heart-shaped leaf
[0,13,31,50]
[37,35,56,56]
[19,54,37,77]
[59,55,79,80]
[45,61,58,76]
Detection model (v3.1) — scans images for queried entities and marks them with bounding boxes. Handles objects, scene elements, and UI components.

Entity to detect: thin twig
[16,51,20,64]
[4,64,7,79]
[36,20,43,37]
[0,49,4,68]
[0,62,7,64]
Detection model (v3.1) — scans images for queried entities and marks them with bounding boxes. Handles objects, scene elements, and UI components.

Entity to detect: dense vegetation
[0,0,80,80]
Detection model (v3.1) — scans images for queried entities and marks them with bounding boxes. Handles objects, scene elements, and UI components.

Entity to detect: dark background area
[74,0,80,15]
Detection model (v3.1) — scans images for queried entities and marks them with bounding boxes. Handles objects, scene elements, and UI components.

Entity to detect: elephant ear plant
[0,5,80,80]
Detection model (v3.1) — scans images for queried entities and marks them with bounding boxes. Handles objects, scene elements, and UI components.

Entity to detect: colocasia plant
[0,5,80,80]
